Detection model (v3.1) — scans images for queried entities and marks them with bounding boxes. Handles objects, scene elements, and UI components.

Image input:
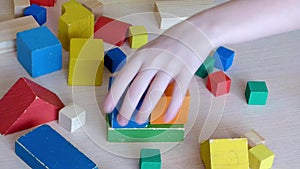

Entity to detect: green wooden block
[106,115,184,142]
[195,56,215,78]
[140,148,161,169]
[245,81,268,105]
[249,144,274,169]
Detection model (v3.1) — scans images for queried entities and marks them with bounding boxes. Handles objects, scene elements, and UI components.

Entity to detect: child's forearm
[190,0,300,47]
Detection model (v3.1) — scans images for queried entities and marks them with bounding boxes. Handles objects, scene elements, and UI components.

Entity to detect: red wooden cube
[94,16,131,46]
[206,71,231,96]
[0,77,64,135]
[30,0,56,7]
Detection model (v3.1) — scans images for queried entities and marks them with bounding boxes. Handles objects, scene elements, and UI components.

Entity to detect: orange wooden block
[150,83,190,124]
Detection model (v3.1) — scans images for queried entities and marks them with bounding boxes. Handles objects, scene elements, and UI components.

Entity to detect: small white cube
[58,104,86,133]
[241,129,265,148]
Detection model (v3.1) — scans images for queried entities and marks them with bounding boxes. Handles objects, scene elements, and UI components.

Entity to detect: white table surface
[1,0,300,168]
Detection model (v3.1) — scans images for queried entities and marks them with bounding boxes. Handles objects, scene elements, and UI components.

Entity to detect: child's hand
[103,21,214,126]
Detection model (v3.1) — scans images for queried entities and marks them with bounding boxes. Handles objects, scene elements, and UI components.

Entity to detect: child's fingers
[164,71,191,122]
[102,56,143,113]
[117,69,157,126]
[135,71,172,124]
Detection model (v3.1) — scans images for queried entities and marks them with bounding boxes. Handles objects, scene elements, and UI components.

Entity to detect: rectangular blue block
[213,46,234,71]
[17,26,62,78]
[15,125,98,169]
[104,48,126,73]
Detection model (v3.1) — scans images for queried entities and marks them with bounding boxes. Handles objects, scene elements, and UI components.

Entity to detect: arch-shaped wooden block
[58,0,94,51]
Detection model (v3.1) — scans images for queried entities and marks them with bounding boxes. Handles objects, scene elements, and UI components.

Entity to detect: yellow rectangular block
[128,25,148,49]
[249,144,274,169]
[58,0,94,51]
[200,138,249,169]
[68,38,104,86]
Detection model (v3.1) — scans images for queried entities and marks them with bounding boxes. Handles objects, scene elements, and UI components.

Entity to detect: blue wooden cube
[140,149,161,169]
[108,77,149,128]
[17,26,62,78]
[15,125,98,169]
[213,46,235,71]
[104,48,126,73]
[24,4,47,26]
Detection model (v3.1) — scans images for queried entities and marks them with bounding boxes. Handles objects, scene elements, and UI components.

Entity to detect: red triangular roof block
[0,77,64,135]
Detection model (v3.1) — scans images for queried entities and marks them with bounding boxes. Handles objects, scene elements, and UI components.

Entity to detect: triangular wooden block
[0,77,64,135]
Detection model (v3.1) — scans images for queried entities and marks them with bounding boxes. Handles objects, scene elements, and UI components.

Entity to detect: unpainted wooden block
[154,1,221,29]
[206,71,231,97]
[200,138,249,169]
[245,81,268,105]
[213,46,235,71]
[14,0,30,17]
[0,77,64,135]
[15,125,98,168]
[0,0,14,22]
[58,0,94,51]
[104,48,126,73]
[68,38,104,86]
[94,16,131,46]
[17,26,62,78]
[83,0,103,21]
[30,0,56,7]
[59,104,86,133]
[150,82,190,124]
[195,55,215,78]
[249,144,274,169]
[140,149,161,169]
[129,25,148,49]
[24,4,46,26]
[0,16,39,55]
[241,129,265,148]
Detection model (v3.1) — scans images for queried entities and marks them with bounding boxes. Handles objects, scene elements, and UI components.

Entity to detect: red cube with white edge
[206,71,231,96]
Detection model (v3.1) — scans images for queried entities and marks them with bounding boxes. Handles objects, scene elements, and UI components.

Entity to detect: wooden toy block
[14,0,30,18]
[140,149,161,169]
[0,77,64,135]
[206,71,231,97]
[249,144,274,169]
[241,129,265,148]
[94,16,131,46]
[0,16,39,55]
[83,0,103,21]
[213,46,235,71]
[30,0,56,7]
[154,1,221,29]
[245,81,268,105]
[0,1,14,22]
[24,4,46,26]
[17,26,62,78]
[58,0,94,51]
[107,120,184,142]
[58,104,86,133]
[128,25,148,49]
[68,38,104,86]
[150,82,190,124]
[200,138,249,169]
[104,48,127,73]
[108,76,114,90]
[195,55,215,78]
[15,125,98,168]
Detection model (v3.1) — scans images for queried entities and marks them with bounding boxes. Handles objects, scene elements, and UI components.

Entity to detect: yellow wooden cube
[249,144,274,169]
[68,38,104,86]
[58,0,94,51]
[128,25,148,49]
[200,138,249,169]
